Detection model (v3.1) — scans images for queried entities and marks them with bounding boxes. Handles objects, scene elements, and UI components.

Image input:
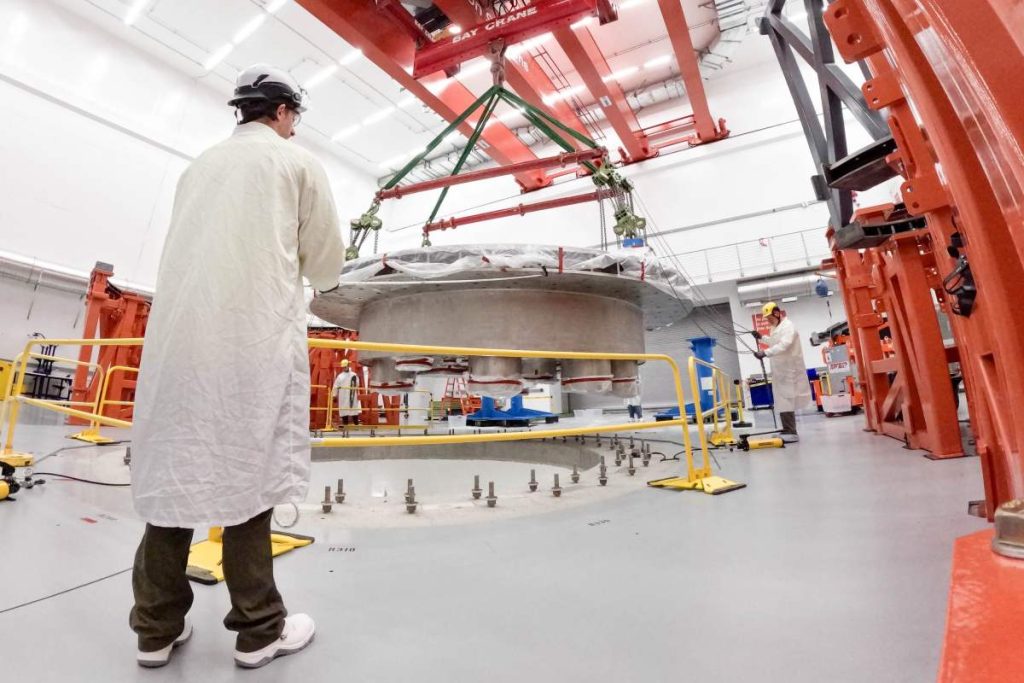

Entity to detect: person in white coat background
[753,301,811,442]
[333,359,361,425]
[129,65,346,670]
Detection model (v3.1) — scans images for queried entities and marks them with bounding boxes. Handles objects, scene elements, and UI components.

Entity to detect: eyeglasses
[290,109,302,127]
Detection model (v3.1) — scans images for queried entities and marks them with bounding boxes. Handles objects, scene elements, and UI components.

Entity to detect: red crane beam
[655,0,724,143]
[551,26,652,162]
[296,0,549,191]
[433,0,593,143]
[423,188,615,233]
[377,148,605,200]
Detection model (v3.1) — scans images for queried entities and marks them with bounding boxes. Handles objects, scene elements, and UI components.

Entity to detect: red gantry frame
[297,0,729,191]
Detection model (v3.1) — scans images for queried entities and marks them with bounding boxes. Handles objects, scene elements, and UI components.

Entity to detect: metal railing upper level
[669,227,830,285]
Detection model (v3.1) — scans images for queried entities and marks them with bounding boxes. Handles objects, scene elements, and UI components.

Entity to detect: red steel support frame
[433,0,593,143]
[825,0,1024,515]
[551,25,652,162]
[297,0,549,191]
[423,188,614,233]
[655,0,724,143]
[69,264,149,424]
[377,148,604,200]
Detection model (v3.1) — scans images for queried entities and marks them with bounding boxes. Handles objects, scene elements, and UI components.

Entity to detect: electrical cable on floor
[32,472,131,486]
[30,440,130,468]
[0,567,132,615]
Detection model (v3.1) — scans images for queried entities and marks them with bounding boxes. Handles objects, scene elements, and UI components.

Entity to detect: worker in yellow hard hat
[752,301,811,442]
[333,358,360,425]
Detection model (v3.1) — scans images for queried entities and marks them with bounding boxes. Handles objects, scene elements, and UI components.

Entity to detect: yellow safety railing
[688,356,737,449]
[0,336,743,493]
[70,364,140,444]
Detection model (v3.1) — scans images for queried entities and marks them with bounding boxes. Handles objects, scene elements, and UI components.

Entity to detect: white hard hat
[229,64,307,112]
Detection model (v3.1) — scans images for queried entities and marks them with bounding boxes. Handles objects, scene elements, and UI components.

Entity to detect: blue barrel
[688,336,717,412]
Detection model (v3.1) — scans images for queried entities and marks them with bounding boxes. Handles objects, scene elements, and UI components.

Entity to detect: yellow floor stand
[0,452,34,468]
[647,475,746,495]
[186,527,315,585]
[69,429,115,444]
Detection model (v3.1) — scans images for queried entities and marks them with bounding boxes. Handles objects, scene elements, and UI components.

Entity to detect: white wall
[0,0,374,290]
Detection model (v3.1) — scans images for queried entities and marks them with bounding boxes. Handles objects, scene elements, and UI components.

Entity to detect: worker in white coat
[753,301,811,442]
[129,65,345,670]
[333,359,361,425]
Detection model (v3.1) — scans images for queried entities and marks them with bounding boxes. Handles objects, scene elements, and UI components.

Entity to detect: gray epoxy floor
[0,412,986,682]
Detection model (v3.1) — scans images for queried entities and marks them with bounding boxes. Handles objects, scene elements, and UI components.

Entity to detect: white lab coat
[131,122,345,528]
[333,369,360,416]
[763,317,812,413]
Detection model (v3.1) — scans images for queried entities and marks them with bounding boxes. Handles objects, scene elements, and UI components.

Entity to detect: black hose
[33,472,130,487]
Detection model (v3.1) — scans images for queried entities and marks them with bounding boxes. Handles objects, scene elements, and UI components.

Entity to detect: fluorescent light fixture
[542,84,584,106]
[744,301,764,308]
[449,24,462,34]
[379,152,414,169]
[737,273,819,294]
[570,16,593,30]
[362,106,397,126]
[266,0,289,13]
[781,296,799,303]
[602,66,638,82]
[397,95,417,108]
[203,43,234,71]
[232,13,266,44]
[427,80,450,95]
[643,54,672,69]
[331,124,362,142]
[618,0,648,10]
[304,63,338,89]
[339,49,362,66]
[8,12,29,38]
[507,32,552,58]
[123,0,152,25]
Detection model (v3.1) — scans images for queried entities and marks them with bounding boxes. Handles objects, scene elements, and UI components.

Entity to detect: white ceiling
[60,0,764,179]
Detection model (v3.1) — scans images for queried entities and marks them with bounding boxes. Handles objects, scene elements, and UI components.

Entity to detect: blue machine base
[467,396,559,427]
[654,403,696,421]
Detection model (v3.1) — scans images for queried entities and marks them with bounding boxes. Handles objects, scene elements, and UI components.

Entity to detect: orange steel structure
[308,328,361,430]
[69,263,149,424]
[822,0,1024,511]
[809,2,1024,676]
[827,209,963,459]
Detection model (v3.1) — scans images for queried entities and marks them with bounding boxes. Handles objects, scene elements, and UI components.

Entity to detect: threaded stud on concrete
[472,474,482,500]
[334,478,346,504]
[486,481,497,508]
[529,469,538,492]
[552,473,562,497]
[322,485,333,513]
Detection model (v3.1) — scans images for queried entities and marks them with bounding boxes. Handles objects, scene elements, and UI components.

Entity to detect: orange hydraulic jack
[69,263,150,424]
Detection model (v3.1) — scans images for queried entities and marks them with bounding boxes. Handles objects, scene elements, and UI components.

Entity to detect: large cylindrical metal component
[560,359,613,394]
[522,358,558,383]
[468,356,523,399]
[610,360,640,398]
[368,358,414,395]
[352,288,645,360]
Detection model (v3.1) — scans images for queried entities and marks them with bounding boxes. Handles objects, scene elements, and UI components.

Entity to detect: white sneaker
[137,616,192,668]
[780,433,800,443]
[234,614,315,669]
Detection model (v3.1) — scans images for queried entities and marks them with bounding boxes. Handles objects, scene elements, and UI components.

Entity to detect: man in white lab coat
[333,359,361,425]
[753,301,811,442]
[129,65,346,669]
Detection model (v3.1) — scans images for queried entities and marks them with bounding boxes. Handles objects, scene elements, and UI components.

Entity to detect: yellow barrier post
[71,364,138,444]
[686,357,737,449]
